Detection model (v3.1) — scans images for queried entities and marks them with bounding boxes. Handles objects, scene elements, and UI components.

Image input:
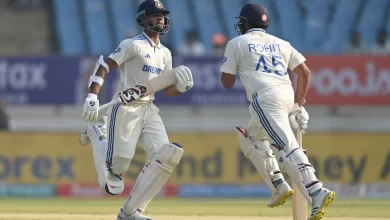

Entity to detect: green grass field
[0,198,389,220]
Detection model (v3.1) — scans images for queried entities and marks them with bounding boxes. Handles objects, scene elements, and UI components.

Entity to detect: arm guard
[88,55,110,88]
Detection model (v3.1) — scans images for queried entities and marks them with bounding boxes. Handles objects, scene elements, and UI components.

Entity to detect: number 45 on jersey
[256,55,288,76]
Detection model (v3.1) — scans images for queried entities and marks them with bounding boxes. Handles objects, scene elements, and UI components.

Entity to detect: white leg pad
[270,144,313,204]
[87,125,108,189]
[87,123,124,196]
[288,148,323,195]
[123,143,183,215]
[235,127,282,194]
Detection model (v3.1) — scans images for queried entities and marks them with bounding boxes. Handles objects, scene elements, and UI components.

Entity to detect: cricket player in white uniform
[80,1,193,220]
[220,3,335,220]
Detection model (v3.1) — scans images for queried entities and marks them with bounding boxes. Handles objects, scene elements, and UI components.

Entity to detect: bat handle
[98,98,121,115]
[296,128,307,154]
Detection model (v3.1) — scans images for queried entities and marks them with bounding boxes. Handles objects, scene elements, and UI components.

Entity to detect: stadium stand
[164,0,194,48]
[304,0,333,52]
[387,6,390,43]
[357,0,389,48]
[273,0,305,51]
[192,0,224,53]
[321,0,362,53]
[108,0,138,45]
[81,0,114,55]
[51,0,388,55]
[218,0,244,39]
[53,0,85,55]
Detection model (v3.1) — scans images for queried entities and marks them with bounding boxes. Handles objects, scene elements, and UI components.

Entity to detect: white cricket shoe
[268,180,294,208]
[105,171,124,195]
[308,188,335,220]
[117,208,152,220]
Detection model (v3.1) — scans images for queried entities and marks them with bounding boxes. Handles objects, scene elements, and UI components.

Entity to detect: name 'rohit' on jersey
[248,43,282,53]
[221,28,306,103]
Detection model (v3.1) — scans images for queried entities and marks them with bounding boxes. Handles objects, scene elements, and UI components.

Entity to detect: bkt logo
[142,65,162,75]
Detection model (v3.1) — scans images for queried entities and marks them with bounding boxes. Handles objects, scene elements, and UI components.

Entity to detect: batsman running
[79,1,194,220]
[220,3,335,220]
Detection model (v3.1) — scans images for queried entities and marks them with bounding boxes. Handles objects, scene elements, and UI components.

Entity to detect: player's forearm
[293,62,311,106]
[164,84,181,97]
[89,67,108,95]
[294,74,310,106]
[88,58,118,95]
[294,70,311,106]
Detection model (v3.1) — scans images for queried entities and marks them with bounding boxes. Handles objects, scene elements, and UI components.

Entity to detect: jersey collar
[246,28,266,34]
[142,32,162,49]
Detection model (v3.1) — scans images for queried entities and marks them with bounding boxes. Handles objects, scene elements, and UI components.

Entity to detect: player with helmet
[220,3,335,220]
[80,1,194,219]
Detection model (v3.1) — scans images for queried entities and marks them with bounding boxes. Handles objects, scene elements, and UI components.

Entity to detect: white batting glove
[82,93,99,122]
[289,103,309,131]
[175,66,193,93]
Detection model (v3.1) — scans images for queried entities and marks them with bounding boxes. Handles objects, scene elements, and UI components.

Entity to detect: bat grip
[98,98,120,115]
[296,127,307,154]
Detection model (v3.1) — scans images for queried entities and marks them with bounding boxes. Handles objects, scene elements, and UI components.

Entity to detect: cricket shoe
[117,208,152,220]
[105,170,124,195]
[308,188,336,220]
[268,180,294,208]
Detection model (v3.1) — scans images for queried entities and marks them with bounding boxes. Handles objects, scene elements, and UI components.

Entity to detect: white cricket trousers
[249,90,299,154]
[105,102,169,174]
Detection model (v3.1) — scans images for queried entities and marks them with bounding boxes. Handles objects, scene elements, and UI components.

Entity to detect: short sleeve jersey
[108,32,172,103]
[220,28,306,101]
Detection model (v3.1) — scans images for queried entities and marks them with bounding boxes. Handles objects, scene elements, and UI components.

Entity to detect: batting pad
[235,127,277,194]
[271,144,313,204]
[87,125,108,189]
[123,143,183,215]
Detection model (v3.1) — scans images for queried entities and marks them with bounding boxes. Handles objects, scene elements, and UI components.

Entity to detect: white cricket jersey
[220,28,306,102]
[108,32,172,103]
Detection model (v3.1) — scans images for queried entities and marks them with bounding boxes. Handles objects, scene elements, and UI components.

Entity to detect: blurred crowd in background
[1,0,390,56]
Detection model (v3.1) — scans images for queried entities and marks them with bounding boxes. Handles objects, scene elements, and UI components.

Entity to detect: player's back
[230,29,304,101]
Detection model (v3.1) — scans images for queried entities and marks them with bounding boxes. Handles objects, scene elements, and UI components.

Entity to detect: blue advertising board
[0,56,247,105]
[0,57,79,104]
[155,56,248,105]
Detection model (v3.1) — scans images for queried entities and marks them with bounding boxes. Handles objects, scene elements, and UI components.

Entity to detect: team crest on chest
[154,0,163,9]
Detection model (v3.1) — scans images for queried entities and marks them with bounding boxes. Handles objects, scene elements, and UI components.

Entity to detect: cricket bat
[98,65,181,113]
[292,127,307,220]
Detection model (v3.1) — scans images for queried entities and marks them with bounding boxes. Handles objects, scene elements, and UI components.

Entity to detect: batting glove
[82,93,99,122]
[118,85,147,104]
[289,103,309,131]
[175,66,193,93]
